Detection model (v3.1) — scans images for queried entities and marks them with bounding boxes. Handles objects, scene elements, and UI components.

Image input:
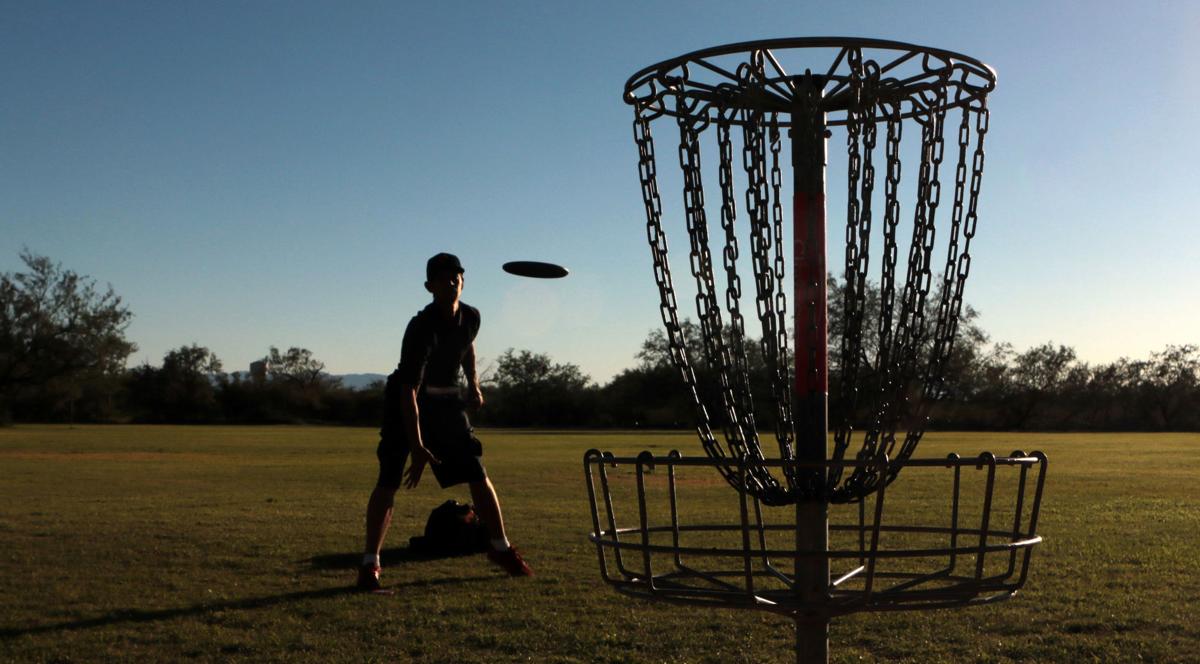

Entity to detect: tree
[1075,360,1126,430]
[483,349,595,426]
[253,346,341,420]
[124,345,223,423]
[1010,343,1077,393]
[491,349,590,393]
[0,251,136,422]
[265,346,337,388]
[164,344,223,378]
[1138,345,1199,430]
[966,342,1080,429]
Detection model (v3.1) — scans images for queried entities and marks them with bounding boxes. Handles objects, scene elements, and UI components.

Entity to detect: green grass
[0,426,1197,663]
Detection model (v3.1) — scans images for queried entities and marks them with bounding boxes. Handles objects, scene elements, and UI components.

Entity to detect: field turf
[1,425,1197,663]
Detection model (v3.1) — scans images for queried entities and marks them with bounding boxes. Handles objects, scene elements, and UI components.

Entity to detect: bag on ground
[409,499,490,556]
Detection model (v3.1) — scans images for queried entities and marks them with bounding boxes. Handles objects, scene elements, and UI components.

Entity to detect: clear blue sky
[3,1,1197,383]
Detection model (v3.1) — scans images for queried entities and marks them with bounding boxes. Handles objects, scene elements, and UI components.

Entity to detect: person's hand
[468,386,485,410]
[404,445,440,489]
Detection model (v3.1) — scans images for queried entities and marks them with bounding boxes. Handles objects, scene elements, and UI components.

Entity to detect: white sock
[491,537,511,552]
[363,553,380,567]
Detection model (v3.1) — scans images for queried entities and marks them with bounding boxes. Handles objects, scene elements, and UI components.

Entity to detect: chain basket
[627,38,996,505]
[595,38,1047,662]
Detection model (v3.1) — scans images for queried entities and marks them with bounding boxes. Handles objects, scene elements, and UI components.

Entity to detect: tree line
[3,251,1198,430]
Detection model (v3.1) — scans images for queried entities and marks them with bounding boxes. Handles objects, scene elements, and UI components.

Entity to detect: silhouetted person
[358,253,531,593]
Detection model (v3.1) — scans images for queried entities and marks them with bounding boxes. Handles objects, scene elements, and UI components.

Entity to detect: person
[358,252,532,593]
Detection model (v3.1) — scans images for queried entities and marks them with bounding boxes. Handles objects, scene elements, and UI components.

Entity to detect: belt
[424,385,460,396]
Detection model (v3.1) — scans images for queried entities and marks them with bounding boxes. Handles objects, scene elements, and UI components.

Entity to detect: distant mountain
[337,373,387,390]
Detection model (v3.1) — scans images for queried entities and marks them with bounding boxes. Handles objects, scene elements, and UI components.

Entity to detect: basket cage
[584,449,1046,615]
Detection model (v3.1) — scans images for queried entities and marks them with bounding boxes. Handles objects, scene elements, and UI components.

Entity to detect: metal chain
[887,101,990,482]
[830,52,880,494]
[833,75,988,502]
[834,103,903,503]
[829,78,938,501]
[832,57,862,494]
[742,110,781,420]
[768,114,796,471]
[717,118,761,447]
[880,85,947,453]
[628,52,991,506]
[923,105,974,402]
[737,57,802,502]
[677,113,754,463]
[863,104,904,473]
[842,93,945,497]
[633,111,723,470]
[634,103,784,502]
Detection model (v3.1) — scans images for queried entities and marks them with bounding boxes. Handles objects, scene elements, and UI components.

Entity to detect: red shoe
[487,547,533,577]
[356,564,394,594]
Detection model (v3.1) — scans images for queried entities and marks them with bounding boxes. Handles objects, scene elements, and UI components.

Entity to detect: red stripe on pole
[794,190,828,397]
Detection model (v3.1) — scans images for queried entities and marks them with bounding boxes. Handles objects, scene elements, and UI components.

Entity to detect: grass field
[1,425,1197,663]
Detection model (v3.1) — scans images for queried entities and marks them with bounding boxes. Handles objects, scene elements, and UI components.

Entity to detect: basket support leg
[795,502,829,663]
[795,613,829,664]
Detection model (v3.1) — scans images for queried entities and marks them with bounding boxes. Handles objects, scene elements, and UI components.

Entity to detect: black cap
[426,252,465,281]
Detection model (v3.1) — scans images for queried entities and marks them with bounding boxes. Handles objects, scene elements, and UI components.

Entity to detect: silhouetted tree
[125,345,223,422]
[0,251,135,423]
[243,346,340,420]
[997,343,1077,428]
[482,349,595,426]
[1138,345,1199,430]
[266,346,337,388]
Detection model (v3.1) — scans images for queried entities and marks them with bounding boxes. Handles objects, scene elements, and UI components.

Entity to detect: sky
[2,1,1198,384]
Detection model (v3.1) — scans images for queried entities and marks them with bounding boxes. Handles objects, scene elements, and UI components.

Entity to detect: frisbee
[502,261,569,279]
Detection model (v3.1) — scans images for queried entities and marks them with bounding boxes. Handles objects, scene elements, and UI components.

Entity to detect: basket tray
[584,450,1046,617]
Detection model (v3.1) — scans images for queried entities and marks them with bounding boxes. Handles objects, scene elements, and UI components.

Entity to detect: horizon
[4,1,1198,384]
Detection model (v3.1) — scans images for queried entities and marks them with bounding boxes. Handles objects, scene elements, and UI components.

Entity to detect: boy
[358,253,532,592]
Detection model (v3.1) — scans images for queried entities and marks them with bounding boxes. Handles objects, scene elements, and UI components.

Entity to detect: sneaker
[487,547,533,577]
[356,564,394,594]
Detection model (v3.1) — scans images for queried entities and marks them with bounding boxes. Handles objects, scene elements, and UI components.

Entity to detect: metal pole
[791,72,830,664]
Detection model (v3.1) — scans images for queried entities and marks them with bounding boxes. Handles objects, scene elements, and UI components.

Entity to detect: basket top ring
[624,37,997,127]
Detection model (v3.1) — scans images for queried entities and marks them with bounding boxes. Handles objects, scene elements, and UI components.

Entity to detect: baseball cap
[426,253,465,280]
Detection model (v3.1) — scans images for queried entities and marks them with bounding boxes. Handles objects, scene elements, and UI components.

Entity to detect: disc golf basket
[584,38,1046,662]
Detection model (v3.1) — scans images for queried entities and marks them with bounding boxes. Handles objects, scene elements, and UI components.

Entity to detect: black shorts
[376,393,486,489]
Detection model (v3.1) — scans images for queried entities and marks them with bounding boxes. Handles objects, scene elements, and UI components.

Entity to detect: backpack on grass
[408,499,490,556]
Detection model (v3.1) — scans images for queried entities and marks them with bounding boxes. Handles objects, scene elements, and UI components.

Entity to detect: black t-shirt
[392,302,480,389]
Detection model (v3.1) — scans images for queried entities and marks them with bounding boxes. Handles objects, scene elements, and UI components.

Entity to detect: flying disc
[502,261,569,279]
